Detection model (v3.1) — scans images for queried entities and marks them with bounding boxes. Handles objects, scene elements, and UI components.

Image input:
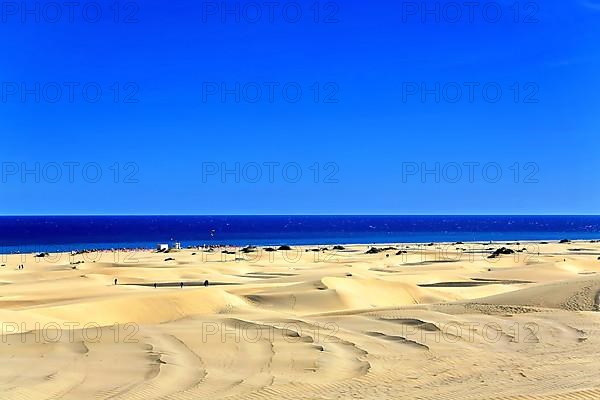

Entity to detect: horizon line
[1,214,600,217]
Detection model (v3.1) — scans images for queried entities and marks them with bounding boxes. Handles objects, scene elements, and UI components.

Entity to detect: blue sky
[0,0,599,215]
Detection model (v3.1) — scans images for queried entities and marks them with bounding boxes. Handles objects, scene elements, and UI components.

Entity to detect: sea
[0,215,599,254]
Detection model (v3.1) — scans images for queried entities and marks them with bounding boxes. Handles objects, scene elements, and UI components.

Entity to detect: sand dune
[473,274,600,311]
[1,241,600,399]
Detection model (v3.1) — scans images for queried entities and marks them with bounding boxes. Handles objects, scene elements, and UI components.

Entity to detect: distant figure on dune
[180,282,183,289]
[204,280,209,287]
[114,278,118,285]
[154,283,157,288]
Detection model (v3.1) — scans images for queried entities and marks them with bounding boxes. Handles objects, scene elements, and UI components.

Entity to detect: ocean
[0,215,599,254]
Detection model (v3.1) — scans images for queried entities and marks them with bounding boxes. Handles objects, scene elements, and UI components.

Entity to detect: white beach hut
[157,243,169,252]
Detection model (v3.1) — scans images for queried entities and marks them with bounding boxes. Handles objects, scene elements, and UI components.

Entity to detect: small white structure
[174,242,182,250]
[157,243,169,252]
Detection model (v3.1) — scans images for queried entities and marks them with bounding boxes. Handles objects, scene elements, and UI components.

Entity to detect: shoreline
[2,237,599,256]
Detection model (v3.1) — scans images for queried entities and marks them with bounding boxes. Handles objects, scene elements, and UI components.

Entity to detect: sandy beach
[1,240,600,399]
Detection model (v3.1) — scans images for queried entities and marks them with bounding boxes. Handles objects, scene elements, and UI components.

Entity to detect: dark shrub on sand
[488,247,516,259]
[365,246,395,254]
[264,247,277,252]
[333,245,345,250]
[278,245,293,251]
[498,247,515,254]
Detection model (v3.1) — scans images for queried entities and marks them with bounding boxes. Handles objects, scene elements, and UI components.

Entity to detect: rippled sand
[1,241,600,399]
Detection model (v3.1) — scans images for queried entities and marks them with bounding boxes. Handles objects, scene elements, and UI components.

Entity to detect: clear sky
[0,0,599,215]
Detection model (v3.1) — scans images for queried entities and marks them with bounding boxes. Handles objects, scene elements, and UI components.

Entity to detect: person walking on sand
[154,283,157,289]
[204,280,209,287]
[114,278,118,285]
[180,282,183,289]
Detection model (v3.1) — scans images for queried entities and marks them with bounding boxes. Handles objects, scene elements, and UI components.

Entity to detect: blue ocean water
[0,216,599,254]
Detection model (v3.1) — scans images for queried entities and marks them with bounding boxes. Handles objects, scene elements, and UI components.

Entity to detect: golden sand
[1,241,600,399]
